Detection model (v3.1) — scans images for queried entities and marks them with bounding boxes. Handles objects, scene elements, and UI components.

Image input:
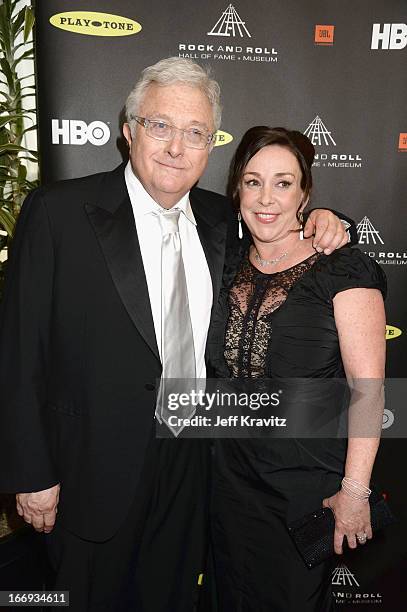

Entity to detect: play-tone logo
[357,216,384,245]
[304,116,336,146]
[52,119,110,146]
[371,23,407,49]
[332,564,360,587]
[50,12,142,37]
[315,25,335,45]
[386,325,402,340]
[399,133,407,151]
[214,130,233,147]
[208,4,251,38]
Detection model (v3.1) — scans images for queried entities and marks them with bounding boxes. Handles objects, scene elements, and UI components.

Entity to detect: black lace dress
[207,245,386,612]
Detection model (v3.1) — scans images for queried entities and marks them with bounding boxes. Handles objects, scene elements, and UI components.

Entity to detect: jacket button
[145,383,155,391]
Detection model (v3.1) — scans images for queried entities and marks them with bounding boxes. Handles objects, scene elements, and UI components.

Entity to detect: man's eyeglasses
[132,116,215,150]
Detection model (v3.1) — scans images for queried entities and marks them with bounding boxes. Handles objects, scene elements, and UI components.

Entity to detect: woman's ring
[356,532,367,544]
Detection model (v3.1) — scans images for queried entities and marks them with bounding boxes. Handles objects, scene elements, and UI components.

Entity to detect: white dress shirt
[125,161,212,379]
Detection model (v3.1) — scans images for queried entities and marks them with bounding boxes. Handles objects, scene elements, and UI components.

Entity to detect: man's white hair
[125,56,222,135]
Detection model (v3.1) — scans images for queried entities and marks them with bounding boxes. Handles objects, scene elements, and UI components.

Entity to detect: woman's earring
[238,210,243,239]
[299,210,304,240]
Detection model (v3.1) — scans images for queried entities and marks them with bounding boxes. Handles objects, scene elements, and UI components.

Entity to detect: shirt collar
[124,161,196,226]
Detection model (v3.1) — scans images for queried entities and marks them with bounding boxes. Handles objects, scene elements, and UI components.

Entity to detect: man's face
[123,83,215,208]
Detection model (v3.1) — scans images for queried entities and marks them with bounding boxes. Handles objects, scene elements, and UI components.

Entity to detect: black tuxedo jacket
[0,162,356,541]
[0,163,234,541]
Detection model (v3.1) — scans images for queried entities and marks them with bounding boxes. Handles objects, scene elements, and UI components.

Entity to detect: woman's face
[239,144,307,245]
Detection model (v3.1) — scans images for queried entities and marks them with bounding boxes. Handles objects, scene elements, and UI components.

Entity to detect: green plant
[0,0,37,299]
[0,0,37,538]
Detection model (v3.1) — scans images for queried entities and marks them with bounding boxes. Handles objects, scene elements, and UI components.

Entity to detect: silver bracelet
[341,477,371,500]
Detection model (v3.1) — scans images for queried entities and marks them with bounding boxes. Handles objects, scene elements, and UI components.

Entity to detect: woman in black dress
[208,127,386,611]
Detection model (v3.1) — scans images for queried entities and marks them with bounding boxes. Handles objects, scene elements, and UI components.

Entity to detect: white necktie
[155,209,196,435]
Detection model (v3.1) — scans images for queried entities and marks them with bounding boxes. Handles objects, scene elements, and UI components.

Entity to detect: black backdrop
[34,1,406,608]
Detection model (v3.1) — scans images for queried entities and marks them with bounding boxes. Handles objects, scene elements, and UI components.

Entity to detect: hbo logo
[51,119,110,146]
[371,23,407,49]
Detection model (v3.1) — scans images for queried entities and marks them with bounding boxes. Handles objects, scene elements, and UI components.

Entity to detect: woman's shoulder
[318,246,384,277]
[312,247,387,299]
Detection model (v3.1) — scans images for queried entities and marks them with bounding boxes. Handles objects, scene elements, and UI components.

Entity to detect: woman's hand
[322,490,372,554]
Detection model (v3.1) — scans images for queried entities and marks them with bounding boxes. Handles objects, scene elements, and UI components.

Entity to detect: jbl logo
[314,25,335,45]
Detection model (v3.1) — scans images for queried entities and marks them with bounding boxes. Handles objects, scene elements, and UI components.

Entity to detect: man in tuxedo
[0,57,352,610]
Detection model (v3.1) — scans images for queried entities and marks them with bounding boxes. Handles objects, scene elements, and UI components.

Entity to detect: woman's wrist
[341,476,371,501]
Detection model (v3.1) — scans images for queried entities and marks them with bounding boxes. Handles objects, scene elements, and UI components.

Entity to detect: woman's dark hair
[227,126,315,216]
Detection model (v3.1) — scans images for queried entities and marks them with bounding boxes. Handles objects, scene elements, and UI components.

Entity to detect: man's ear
[123,123,132,147]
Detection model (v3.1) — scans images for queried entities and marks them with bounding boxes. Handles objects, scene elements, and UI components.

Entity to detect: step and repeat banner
[34,0,406,608]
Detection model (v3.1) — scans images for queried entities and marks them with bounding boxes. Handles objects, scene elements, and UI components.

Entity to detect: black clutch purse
[287,492,397,569]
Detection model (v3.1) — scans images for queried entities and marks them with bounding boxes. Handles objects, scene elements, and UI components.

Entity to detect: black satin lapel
[85,198,160,362]
[195,217,227,314]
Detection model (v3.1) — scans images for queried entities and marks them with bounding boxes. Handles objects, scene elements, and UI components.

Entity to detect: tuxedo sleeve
[304,208,358,246]
[0,189,58,493]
